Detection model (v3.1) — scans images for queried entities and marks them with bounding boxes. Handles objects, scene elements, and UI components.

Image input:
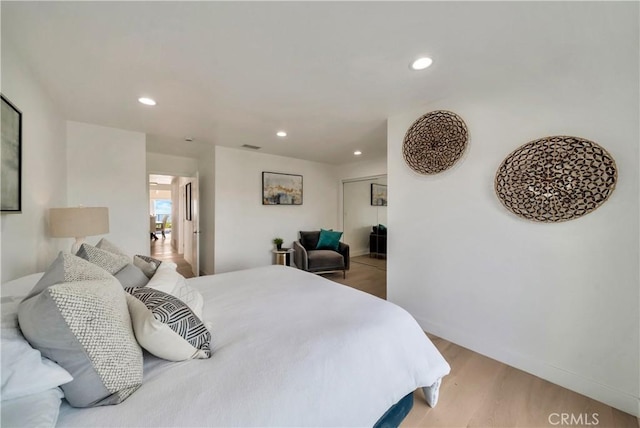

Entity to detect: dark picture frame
[1,94,22,212]
[185,182,192,221]
[371,183,387,206]
[262,172,303,205]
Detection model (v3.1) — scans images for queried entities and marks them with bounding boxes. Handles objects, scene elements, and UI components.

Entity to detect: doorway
[336,175,387,298]
[148,174,199,278]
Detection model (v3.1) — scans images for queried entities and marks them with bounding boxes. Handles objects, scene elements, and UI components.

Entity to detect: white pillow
[173,282,204,321]
[2,273,73,404]
[145,262,180,293]
[145,263,204,319]
[2,273,44,329]
[1,328,73,401]
[2,272,44,297]
[1,387,64,428]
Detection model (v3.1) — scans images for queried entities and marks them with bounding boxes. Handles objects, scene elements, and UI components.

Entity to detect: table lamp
[49,207,110,254]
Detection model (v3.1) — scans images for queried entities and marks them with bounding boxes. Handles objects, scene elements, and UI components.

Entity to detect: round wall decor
[495,135,617,223]
[402,110,468,174]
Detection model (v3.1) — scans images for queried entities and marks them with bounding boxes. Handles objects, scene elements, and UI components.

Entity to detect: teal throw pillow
[316,229,343,251]
[378,224,387,232]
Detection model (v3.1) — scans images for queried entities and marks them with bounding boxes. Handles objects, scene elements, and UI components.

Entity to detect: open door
[182,176,200,277]
[190,175,200,277]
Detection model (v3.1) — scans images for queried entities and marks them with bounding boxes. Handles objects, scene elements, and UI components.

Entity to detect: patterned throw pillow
[18,252,143,407]
[95,239,162,281]
[95,238,127,256]
[77,244,149,288]
[77,243,129,274]
[125,287,211,361]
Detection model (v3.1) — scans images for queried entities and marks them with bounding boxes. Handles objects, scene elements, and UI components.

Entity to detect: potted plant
[272,237,284,251]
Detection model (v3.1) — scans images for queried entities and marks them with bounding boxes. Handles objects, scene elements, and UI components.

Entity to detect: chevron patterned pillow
[125,287,211,361]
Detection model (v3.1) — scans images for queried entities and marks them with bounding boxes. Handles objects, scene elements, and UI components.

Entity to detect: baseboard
[350,249,370,257]
[413,315,640,417]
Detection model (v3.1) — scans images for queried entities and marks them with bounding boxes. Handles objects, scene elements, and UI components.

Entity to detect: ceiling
[2,2,633,164]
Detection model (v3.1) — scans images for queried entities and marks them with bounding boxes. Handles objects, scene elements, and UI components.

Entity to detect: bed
[3,263,450,427]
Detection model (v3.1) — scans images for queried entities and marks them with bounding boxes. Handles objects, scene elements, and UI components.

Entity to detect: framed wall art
[185,182,192,221]
[1,94,22,212]
[371,183,387,206]
[262,172,303,205]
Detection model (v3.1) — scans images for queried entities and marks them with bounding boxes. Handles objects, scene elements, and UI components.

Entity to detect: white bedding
[57,265,450,427]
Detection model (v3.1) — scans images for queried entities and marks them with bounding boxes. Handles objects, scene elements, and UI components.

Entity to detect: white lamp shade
[49,207,110,238]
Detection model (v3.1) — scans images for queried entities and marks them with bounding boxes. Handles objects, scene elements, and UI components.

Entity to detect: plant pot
[276,244,282,251]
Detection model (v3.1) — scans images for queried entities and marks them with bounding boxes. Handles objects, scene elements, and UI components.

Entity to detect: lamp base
[71,237,86,255]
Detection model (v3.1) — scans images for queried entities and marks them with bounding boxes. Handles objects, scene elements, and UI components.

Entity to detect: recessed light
[354,150,362,156]
[185,137,194,142]
[276,131,287,137]
[410,57,433,70]
[138,97,157,106]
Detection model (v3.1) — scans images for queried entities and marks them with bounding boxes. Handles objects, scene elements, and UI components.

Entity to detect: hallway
[150,235,194,278]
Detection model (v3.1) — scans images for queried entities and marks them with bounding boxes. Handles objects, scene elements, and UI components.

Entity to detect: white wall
[197,147,215,275]
[67,122,148,257]
[0,42,68,282]
[146,152,198,177]
[214,146,338,273]
[336,157,387,182]
[387,48,639,415]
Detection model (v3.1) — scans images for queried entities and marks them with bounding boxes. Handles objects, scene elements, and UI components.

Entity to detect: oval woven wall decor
[402,110,468,174]
[495,135,617,223]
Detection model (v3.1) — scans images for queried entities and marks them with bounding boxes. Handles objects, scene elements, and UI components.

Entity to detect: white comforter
[57,265,450,427]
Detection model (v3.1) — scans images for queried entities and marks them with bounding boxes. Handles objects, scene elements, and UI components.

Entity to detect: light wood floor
[150,234,194,278]
[323,255,638,428]
[323,254,387,299]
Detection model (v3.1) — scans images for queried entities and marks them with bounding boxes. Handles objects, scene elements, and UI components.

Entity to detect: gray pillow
[300,231,321,251]
[114,263,150,288]
[133,255,162,278]
[77,244,149,288]
[18,252,143,407]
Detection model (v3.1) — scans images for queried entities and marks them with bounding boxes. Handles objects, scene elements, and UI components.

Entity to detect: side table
[272,248,293,266]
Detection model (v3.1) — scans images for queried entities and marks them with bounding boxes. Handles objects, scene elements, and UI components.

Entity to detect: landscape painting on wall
[185,182,192,221]
[371,183,387,206]
[262,172,303,205]
[1,95,22,212]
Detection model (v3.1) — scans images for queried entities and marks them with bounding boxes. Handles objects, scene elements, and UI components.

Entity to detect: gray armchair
[293,230,350,278]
